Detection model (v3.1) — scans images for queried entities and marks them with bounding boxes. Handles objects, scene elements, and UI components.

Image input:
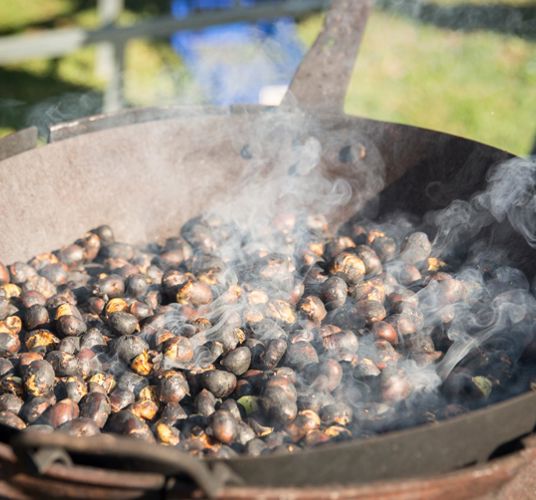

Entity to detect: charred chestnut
[23,360,55,397]
[200,370,236,399]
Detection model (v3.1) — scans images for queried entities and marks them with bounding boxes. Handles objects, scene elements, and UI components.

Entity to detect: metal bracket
[283,0,373,112]
[31,447,73,474]
[0,127,38,162]
[11,431,242,499]
[47,106,227,142]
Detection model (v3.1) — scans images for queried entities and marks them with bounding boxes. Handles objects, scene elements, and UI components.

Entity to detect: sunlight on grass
[0,0,72,31]
[0,2,534,155]
[124,40,190,107]
[298,5,535,155]
[345,10,536,155]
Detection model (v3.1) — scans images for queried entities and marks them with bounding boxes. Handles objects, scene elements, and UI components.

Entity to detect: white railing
[0,0,329,111]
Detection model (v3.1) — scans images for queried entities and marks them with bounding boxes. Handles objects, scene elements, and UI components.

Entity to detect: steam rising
[3,0,535,454]
[13,78,530,441]
[433,158,536,380]
[162,108,386,361]
[153,104,536,439]
[479,160,536,248]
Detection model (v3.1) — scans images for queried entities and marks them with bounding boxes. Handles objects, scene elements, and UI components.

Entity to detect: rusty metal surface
[11,431,237,498]
[0,108,527,495]
[47,104,282,143]
[0,439,166,498]
[283,0,372,111]
[8,388,536,492]
[0,95,532,500]
[0,127,38,161]
[1,437,536,499]
[216,446,536,500]
[498,461,536,500]
[0,0,534,498]
[48,105,227,142]
[8,473,158,499]
[0,112,247,264]
[0,110,513,265]
[213,390,536,487]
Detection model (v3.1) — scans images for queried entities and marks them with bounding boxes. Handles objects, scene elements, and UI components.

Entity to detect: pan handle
[11,430,242,498]
[282,0,373,112]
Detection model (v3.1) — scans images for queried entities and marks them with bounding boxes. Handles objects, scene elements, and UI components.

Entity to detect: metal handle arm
[283,0,373,112]
[11,431,240,499]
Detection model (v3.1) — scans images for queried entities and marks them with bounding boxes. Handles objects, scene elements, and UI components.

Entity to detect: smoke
[170,19,305,106]
[144,100,536,444]
[4,55,535,453]
[430,158,536,380]
[213,111,358,235]
[477,159,536,248]
[4,2,536,450]
[158,106,386,354]
[4,19,304,141]
[24,92,102,138]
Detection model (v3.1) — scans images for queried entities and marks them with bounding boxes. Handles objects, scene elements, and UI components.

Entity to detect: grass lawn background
[0,0,534,155]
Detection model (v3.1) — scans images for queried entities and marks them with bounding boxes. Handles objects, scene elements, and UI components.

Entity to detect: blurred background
[0,0,534,155]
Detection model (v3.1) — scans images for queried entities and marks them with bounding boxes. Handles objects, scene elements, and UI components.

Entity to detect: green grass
[0,1,534,155]
[0,0,73,33]
[345,9,536,155]
[0,2,185,134]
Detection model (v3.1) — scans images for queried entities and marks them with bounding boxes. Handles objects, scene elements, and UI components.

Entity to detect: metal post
[97,0,124,112]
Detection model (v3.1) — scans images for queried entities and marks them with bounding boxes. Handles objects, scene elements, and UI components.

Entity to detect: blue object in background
[171,0,305,105]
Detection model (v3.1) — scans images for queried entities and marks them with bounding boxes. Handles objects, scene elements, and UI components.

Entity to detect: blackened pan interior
[1,107,533,487]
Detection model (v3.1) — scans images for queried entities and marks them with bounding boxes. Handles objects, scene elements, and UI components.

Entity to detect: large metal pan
[0,1,534,498]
